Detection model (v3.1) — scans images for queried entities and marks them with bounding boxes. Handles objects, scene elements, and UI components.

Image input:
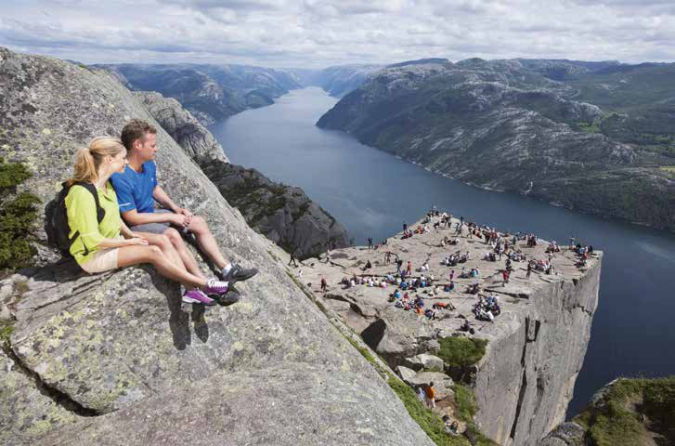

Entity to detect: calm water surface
[210,87,675,416]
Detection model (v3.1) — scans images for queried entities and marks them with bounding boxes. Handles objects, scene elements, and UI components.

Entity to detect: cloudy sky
[1,0,674,68]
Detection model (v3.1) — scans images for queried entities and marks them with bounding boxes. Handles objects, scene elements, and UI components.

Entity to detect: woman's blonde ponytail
[66,137,124,187]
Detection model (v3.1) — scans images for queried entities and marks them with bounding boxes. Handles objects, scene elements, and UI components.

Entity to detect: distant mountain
[298,64,383,97]
[95,63,302,125]
[317,58,675,231]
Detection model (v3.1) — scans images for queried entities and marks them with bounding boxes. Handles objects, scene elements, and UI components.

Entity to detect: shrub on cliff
[0,157,40,271]
[438,337,488,368]
[574,377,675,446]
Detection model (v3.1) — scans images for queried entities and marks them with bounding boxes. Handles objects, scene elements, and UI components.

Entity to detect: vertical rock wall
[474,258,601,445]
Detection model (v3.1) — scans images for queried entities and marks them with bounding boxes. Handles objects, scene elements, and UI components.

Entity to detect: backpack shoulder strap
[73,182,106,223]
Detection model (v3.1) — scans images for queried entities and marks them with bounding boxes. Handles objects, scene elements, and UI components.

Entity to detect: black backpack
[47,181,105,257]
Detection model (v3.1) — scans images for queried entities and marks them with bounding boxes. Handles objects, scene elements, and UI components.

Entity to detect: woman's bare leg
[117,245,207,289]
[135,232,184,270]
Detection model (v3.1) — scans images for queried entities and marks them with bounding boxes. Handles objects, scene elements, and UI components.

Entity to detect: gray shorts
[129,209,174,234]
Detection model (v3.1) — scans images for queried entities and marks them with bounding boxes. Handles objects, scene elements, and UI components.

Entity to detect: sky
[1,0,674,69]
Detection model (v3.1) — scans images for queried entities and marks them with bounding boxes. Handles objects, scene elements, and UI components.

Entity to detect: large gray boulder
[537,422,586,446]
[0,47,435,446]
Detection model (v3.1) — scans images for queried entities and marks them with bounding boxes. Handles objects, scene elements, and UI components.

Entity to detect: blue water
[209,87,675,417]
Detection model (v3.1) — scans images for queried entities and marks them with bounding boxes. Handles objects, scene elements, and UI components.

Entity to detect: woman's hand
[124,236,148,246]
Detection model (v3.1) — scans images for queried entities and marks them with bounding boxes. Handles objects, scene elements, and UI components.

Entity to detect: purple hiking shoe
[204,278,230,296]
[182,288,215,306]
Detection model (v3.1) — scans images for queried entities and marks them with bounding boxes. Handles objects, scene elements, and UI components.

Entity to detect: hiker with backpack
[59,136,233,306]
[110,120,257,298]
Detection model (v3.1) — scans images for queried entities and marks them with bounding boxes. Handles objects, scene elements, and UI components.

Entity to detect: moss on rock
[0,156,40,271]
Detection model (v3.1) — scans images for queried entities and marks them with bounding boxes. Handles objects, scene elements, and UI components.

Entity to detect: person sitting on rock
[111,120,258,292]
[64,137,233,306]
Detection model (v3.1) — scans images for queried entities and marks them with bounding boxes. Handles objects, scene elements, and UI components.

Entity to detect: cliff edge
[297,215,601,445]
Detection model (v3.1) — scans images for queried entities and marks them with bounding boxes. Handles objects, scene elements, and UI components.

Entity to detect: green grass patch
[454,384,478,423]
[0,322,14,349]
[341,331,495,446]
[577,121,601,133]
[438,337,488,367]
[573,377,675,446]
[387,377,469,446]
[267,250,280,262]
[344,335,378,367]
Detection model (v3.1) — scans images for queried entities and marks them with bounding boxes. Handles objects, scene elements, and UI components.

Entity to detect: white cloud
[0,0,674,68]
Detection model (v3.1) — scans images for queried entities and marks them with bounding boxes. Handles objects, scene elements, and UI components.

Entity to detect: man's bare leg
[186,216,228,271]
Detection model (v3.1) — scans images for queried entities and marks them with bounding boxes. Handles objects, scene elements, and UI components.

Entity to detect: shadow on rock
[191,304,209,343]
[149,270,193,351]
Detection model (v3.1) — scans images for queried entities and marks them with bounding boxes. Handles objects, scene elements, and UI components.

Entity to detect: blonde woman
[65,137,234,305]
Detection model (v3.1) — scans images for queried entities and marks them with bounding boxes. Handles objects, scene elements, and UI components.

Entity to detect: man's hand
[171,213,192,229]
[176,207,193,219]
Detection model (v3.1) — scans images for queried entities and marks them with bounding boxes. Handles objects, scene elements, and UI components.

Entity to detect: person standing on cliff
[288,249,299,267]
[424,382,436,408]
[111,120,258,294]
[503,269,510,286]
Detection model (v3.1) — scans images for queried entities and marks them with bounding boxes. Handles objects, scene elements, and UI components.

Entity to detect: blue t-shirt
[111,161,158,214]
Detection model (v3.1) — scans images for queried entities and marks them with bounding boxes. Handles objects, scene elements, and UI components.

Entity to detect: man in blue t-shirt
[111,119,257,285]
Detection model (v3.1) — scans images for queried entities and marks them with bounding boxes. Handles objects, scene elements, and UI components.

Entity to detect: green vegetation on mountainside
[438,337,488,368]
[0,157,40,271]
[318,58,675,232]
[574,377,675,446]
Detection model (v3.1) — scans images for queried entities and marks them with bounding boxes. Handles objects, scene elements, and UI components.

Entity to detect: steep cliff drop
[134,91,350,259]
[0,47,435,446]
[296,215,601,446]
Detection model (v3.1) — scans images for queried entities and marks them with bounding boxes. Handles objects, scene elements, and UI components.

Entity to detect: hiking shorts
[129,209,173,234]
[80,246,120,274]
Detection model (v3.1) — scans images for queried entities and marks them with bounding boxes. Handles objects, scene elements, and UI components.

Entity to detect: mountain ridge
[316,58,675,232]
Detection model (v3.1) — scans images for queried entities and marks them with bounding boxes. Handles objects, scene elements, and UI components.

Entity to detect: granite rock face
[136,90,350,259]
[473,256,600,446]
[0,47,434,446]
[537,422,586,446]
[203,162,350,259]
[133,91,229,163]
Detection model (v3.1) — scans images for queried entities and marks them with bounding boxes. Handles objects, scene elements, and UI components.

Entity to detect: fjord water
[209,87,675,416]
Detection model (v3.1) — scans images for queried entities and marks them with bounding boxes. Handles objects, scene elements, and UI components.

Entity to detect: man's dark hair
[121,119,157,151]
